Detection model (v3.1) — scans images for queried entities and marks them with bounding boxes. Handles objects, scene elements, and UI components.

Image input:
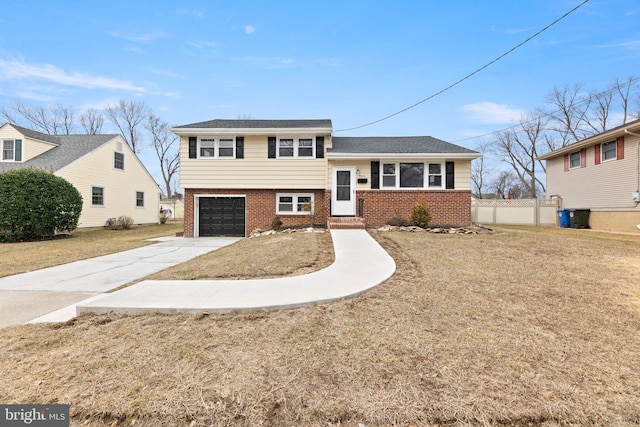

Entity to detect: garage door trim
[194,194,246,237]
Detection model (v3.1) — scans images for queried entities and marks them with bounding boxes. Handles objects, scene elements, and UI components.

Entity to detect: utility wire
[334,0,590,133]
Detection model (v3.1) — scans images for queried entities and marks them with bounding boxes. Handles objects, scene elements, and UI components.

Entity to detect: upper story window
[569,151,581,169]
[136,191,144,207]
[277,137,314,158]
[114,152,124,170]
[199,137,235,158]
[2,140,15,161]
[601,140,616,161]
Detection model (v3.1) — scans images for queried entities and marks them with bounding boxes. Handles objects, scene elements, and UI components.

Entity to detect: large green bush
[0,169,83,242]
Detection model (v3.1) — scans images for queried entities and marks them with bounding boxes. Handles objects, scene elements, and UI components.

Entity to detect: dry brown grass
[1,226,640,426]
[147,231,334,280]
[0,222,183,277]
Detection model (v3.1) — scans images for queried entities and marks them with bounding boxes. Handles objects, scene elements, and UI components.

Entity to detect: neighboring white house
[0,123,161,228]
[538,119,640,232]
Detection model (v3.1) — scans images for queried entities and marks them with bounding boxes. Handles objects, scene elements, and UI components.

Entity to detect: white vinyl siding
[545,134,640,209]
[56,137,160,227]
[181,135,329,189]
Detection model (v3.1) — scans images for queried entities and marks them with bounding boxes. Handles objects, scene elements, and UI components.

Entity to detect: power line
[334,0,590,133]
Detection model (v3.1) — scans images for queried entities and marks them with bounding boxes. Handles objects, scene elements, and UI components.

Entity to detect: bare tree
[3,101,76,134]
[614,76,638,124]
[0,106,18,125]
[146,114,180,198]
[544,84,592,147]
[80,109,105,134]
[588,89,613,134]
[105,100,148,153]
[491,114,549,198]
[492,170,528,199]
[471,141,492,198]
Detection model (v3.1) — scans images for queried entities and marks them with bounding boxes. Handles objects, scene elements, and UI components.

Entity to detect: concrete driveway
[0,236,239,328]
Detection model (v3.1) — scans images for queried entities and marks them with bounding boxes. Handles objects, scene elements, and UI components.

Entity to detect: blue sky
[1,0,639,183]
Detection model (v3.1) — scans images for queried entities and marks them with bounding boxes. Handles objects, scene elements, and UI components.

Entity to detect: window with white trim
[198,137,235,158]
[382,163,396,187]
[601,140,616,161]
[114,151,124,170]
[92,187,104,206]
[2,140,15,161]
[277,137,314,158]
[136,191,144,207]
[276,193,314,214]
[569,151,581,169]
[427,163,442,188]
[380,162,434,188]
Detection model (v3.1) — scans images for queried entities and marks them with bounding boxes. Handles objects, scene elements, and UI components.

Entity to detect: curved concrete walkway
[76,230,396,316]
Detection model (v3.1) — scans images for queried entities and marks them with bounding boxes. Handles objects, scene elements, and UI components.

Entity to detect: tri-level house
[538,118,640,232]
[171,119,480,237]
[0,123,160,228]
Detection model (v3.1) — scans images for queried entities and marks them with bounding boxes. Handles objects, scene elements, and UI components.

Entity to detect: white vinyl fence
[471,198,560,227]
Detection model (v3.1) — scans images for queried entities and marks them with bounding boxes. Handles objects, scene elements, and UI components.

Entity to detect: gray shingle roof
[0,124,119,173]
[174,119,333,129]
[329,136,479,155]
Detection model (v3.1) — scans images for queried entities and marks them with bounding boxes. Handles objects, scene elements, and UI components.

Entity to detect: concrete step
[327,216,366,229]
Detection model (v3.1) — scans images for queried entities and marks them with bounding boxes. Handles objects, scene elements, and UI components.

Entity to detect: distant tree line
[1,100,179,199]
[473,76,640,199]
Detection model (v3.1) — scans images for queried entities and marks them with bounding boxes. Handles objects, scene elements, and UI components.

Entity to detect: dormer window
[2,139,21,162]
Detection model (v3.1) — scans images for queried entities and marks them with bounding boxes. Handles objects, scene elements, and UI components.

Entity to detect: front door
[331,166,357,216]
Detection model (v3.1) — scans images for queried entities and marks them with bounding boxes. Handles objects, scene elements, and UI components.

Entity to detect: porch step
[327,216,366,230]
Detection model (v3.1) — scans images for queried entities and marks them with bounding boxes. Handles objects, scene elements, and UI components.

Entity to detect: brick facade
[184,189,327,237]
[354,189,472,227]
[185,188,471,237]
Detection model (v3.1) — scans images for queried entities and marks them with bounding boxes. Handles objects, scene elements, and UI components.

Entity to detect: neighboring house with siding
[172,119,480,237]
[538,119,640,232]
[0,123,160,228]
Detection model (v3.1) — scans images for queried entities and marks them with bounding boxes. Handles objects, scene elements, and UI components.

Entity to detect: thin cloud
[107,30,166,43]
[244,25,256,35]
[460,101,524,124]
[603,39,640,51]
[188,40,218,48]
[0,58,146,92]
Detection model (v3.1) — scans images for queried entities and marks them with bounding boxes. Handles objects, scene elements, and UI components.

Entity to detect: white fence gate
[471,199,559,227]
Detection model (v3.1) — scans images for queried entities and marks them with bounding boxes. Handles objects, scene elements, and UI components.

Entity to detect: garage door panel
[199,197,245,237]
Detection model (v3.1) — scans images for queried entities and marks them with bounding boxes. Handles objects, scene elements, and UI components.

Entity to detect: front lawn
[0,222,183,277]
[1,227,639,426]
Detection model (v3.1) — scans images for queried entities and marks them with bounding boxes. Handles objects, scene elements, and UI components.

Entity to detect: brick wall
[354,190,472,227]
[184,188,472,237]
[184,189,327,237]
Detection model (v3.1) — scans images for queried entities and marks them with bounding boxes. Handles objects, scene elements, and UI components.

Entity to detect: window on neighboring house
[602,140,616,161]
[2,140,14,161]
[92,187,104,206]
[382,163,396,187]
[427,163,442,188]
[200,138,216,157]
[276,193,314,214]
[569,151,581,169]
[136,191,144,207]
[114,152,124,170]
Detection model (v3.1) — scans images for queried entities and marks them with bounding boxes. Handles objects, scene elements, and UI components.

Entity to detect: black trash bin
[568,209,590,229]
